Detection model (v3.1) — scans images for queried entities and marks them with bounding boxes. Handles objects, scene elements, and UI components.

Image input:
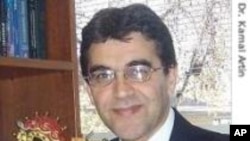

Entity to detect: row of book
[0,0,46,59]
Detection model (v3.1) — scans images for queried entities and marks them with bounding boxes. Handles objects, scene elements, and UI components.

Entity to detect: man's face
[87,32,177,141]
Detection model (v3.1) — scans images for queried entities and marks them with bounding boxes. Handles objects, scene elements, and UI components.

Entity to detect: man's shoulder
[110,109,229,141]
[110,132,228,141]
[110,133,228,141]
[188,123,229,141]
[110,138,119,141]
[171,109,229,141]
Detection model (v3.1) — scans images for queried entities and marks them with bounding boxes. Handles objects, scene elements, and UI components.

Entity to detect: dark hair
[80,4,177,77]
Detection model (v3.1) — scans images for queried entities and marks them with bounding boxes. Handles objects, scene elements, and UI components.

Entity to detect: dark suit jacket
[111,109,229,141]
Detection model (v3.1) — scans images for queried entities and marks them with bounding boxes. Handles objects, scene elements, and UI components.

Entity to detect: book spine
[27,0,37,58]
[6,0,15,57]
[36,0,46,59]
[13,0,20,57]
[1,0,8,56]
[0,0,2,56]
[17,0,29,58]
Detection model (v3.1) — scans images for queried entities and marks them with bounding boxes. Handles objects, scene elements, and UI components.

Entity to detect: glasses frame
[85,65,164,87]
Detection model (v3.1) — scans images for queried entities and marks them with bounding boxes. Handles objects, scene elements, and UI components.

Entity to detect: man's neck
[120,108,175,141]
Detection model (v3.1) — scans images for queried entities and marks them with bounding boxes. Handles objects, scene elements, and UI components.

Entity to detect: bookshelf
[0,0,80,140]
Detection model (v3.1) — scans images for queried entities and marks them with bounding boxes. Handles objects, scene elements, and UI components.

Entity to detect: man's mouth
[113,105,142,117]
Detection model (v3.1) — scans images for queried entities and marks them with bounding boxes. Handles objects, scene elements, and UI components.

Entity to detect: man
[80,4,228,141]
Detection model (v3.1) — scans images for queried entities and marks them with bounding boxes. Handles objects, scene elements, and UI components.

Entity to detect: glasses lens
[125,65,151,82]
[89,69,114,86]
[88,65,162,86]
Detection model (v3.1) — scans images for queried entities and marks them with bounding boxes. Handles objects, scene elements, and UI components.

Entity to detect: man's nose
[113,74,134,99]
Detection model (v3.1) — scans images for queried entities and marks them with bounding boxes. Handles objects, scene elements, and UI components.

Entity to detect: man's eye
[128,66,150,78]
[136,68,149,76]
[91,70,113,80]
[96,72,110,79]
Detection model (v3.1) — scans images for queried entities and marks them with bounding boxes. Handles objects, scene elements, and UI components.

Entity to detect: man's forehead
[87,32,160,68]
[88,58,153,71]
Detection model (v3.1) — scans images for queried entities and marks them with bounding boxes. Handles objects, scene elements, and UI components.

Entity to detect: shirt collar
[148,108,175,141]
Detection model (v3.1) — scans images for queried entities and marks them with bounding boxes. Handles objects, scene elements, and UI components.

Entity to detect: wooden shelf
[0,57,74,71]
[0,0,80,140]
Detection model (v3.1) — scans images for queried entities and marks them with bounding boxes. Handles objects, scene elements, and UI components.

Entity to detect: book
[28,0,46,59]
[0,0,2,56]
[0,0,8,56]
[17,0,29,58]
[1,0,46,58]
[35,0,46,59]
[6,0,15,57]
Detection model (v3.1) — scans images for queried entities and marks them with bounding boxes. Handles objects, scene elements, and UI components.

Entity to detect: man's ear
[83,81,94,105]
[166,66,178,96]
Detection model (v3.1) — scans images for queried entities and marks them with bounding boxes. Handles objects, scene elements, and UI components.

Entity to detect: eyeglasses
[86,65,164,87]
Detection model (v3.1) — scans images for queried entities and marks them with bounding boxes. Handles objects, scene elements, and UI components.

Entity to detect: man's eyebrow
[89,65,110,73]
[126,59,152,67]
